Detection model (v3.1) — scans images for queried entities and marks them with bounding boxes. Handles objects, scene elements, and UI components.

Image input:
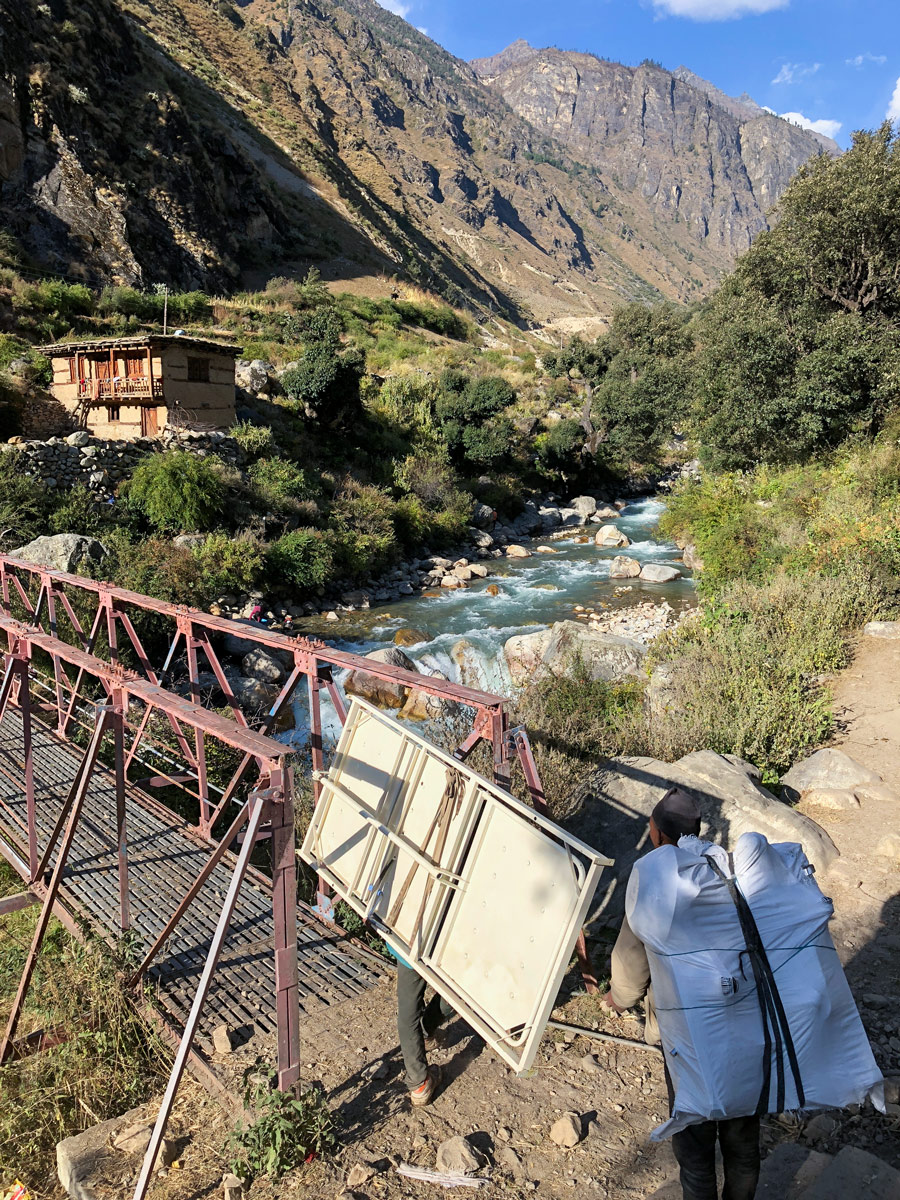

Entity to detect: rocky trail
[51,631,900,1200]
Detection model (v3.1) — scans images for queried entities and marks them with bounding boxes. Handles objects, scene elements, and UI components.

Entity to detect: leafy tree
[434,373,516,467]
[754,123,900,319]
[695,124,900,467]
[281,308,364,425]
[590,302,693,466]
[535,418,583,473]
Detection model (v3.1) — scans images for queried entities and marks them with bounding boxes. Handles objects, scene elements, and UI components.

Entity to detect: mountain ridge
[0,1,835,331]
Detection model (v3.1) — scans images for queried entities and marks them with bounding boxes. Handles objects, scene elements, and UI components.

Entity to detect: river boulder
[471,502,496,530]
[241,648,286,684]
[537,621,647,683]
[595,525,630,548]
[594,504,620,520]
[609,555,641,579]
[394,627,429,647]
[681,542,704,572]
[568,496,598,518]
[565,750,838,929]
[506,545,532,558]
[640,563,681,583]
[504,628,553,687]
[345,646,419,709]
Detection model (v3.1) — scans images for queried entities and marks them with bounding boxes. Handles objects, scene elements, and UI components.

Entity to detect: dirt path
[109,636,900,1199]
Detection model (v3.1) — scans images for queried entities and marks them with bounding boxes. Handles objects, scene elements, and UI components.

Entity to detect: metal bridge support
[270,764,300,1091]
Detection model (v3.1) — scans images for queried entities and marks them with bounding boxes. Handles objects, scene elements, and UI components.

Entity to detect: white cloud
[650,0,788,19]
[417,25,428,34]
[378,0,411,16]
[888,77,900,122]
[780,111,842,139]
[771,61,820,85]
[846,53,887,67]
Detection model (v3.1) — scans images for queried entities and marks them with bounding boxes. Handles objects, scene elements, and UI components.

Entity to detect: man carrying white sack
[602,787,884,1200]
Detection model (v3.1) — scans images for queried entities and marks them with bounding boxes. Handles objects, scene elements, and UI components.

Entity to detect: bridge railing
[0,613,302,1093]
[0,554,521,848]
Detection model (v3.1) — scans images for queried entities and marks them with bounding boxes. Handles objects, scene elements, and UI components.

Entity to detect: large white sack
[626,832,884,1139]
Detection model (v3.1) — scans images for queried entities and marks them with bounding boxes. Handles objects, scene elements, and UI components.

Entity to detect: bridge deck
[0,708,384,1055]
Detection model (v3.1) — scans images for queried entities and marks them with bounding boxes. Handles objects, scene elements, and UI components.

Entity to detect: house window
[67,357,78,383]
[107,405,121,422]
[187,357,210,382]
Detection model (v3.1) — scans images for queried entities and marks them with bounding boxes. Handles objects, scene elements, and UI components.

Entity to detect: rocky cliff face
[472,42,837,263]
[0,3,834,330]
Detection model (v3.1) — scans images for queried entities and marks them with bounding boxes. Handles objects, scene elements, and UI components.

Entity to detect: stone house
[38,334,242,439]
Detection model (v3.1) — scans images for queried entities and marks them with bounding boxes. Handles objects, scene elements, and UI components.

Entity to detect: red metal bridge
[0,554,580,1196]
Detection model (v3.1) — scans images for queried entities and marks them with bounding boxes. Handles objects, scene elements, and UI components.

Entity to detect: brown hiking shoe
[424,1028,447,1052]
[409,1064,442,1107]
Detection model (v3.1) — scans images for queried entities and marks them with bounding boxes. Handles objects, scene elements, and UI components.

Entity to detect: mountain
[472,42,839,264]
[0,2,834,331]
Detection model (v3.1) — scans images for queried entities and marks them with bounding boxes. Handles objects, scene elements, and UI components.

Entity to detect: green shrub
[48,485,117,537]
[191,532,265,595]
[249,458,316,509]
[12,279,95,320]
[104,534,207,605]
[226,1061,338,1180]
[392,300,469,340]
[124,451,229,532]
[266,529,334,590]
[0,863,167,1186]
[330,482,398,577]
[645,573,876,776]
[230,421,275,457]
[0,452,51,550]
[516,662,645,817]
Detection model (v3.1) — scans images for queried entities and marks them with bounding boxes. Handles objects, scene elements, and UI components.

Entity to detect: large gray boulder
[12,533,107,574]
[537,621,647,683]
[609,555,641,579]
[345,646,419,709]
[241,647,286,684]
[471,501,496,530]
[640,563,681,583]
[568,496,597,518]
[565,750,838,930]
[781,748,882,803]
[504,628,552,687]
[862,620,900,639]
[595,525,630,548]
[235,358,271,394]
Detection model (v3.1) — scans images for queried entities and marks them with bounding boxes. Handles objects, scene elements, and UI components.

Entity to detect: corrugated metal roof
[38,334,242,355]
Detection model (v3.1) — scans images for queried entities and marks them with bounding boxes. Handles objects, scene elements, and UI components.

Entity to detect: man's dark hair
[652,787,701,841]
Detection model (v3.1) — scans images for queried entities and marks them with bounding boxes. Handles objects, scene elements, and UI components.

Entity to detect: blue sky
[378,0,900,148]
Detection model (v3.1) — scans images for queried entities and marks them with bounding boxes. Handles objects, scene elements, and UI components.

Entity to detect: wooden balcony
[77,377,164,404]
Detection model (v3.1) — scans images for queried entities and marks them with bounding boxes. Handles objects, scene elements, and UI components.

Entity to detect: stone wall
[1,427,245,496]
[20,392,75,439]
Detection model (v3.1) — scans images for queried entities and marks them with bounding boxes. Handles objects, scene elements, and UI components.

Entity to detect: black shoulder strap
[704,854,805,1115]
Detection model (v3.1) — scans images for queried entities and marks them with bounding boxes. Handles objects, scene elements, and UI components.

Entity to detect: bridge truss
[0,553,594,1197]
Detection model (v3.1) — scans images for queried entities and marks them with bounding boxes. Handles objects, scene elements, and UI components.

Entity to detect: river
[285,498,695,746]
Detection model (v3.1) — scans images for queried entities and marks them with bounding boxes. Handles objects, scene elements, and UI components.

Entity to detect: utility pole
[162,285,168,336]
